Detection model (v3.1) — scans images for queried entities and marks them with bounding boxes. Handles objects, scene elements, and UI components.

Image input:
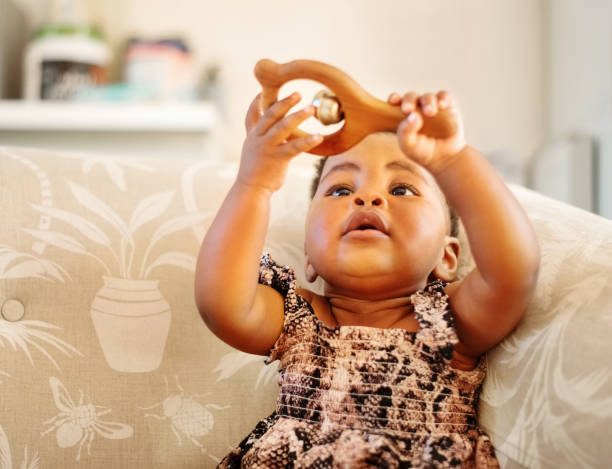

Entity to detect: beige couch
[1,145,611,468]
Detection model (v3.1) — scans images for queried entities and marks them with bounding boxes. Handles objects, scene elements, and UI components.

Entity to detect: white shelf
[0,100,216,132]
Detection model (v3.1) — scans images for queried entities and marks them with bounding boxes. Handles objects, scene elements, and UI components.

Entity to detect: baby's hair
[310,155,460,238]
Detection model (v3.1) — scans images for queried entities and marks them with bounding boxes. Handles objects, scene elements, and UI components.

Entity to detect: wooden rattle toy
[254,58,458,156]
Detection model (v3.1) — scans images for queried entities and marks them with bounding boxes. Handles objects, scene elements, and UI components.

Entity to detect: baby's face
[305,133,452,297]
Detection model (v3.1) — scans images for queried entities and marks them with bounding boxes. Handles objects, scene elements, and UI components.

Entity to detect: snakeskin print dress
[218,255,499,468]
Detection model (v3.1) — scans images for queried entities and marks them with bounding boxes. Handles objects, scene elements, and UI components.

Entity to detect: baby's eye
[390,184,418,196]
[327,186,353,197]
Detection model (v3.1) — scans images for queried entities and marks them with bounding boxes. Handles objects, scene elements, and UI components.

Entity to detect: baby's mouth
[342,211,389,236]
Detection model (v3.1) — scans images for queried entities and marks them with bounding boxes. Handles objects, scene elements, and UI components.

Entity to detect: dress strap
[411,279,458,362]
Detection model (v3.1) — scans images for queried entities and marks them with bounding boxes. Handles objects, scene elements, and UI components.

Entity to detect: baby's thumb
[397,112,422,147]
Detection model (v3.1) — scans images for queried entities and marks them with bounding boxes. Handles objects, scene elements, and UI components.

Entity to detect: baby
[195,89,540,467]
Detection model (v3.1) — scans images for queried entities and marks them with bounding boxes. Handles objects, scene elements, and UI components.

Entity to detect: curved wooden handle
[254,58,458,156]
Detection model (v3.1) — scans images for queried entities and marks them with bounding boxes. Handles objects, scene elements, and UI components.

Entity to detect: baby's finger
[396,114,422,153]
[436,90,454,109]
[277,133,324,158]
[401,92,418,114]
[419,93,438,116]
[388,92,402,105]
[398,111,423,137]
[255,92,302,136]
[266,105,316,144]
[245,94,262,132]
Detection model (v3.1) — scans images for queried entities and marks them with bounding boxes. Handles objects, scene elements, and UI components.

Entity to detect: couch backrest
[1,146,612,468]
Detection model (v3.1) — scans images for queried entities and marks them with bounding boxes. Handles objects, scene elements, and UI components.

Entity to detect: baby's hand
[238,93,323,193]
[388,91,466,174]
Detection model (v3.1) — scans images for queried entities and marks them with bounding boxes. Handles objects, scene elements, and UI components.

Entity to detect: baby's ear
[304,255,318,283]
[432,236,460,282]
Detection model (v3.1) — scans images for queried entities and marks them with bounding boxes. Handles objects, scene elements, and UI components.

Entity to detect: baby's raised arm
[195,93,322,355]
[390,91,540,359]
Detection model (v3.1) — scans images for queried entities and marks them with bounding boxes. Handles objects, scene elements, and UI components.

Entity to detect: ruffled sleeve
[411,279,458,362]
[259,252,298,303]
[259,253,308,364]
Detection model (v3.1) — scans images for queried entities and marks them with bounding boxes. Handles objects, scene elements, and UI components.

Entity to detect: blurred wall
[545,0,612,217]
[84,0,546,163]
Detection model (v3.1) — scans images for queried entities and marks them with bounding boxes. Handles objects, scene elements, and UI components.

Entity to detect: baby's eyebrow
[319,159,427,185]
[386,160,426,183]
[319,162,360,184]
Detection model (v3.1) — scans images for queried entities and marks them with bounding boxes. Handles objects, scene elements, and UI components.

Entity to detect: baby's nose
[354,194,384,206]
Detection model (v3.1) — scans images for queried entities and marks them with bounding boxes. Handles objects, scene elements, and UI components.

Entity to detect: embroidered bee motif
[41,377,133,461]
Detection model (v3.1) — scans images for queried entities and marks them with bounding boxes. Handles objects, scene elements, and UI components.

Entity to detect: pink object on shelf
[123,39,197,101]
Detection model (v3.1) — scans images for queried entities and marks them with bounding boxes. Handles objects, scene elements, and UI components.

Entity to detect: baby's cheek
[397,220,447,263]
[305,222,327,251]
[304,219,333,267]
[306,209,340,241]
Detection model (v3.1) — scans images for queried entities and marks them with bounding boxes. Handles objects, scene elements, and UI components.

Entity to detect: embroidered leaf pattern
[0,245,68,281]
[144,252,195,278]
[147,212,210,250]
[0,424,11,469]
[68,182,129,236]
[0,319,82,370]
[23,230,88,256]
[30,203,111,247]
[129,191,175,233]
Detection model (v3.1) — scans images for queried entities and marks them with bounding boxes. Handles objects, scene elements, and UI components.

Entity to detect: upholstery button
[1,299,25,321]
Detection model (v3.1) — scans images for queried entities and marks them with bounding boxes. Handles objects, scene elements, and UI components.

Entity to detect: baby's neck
[326,295,416,330]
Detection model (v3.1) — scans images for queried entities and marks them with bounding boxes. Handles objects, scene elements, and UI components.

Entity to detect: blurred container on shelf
[123,38,197,102]
[22,0,111,100]
[0,0,28,99]
[23,25,111,100]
